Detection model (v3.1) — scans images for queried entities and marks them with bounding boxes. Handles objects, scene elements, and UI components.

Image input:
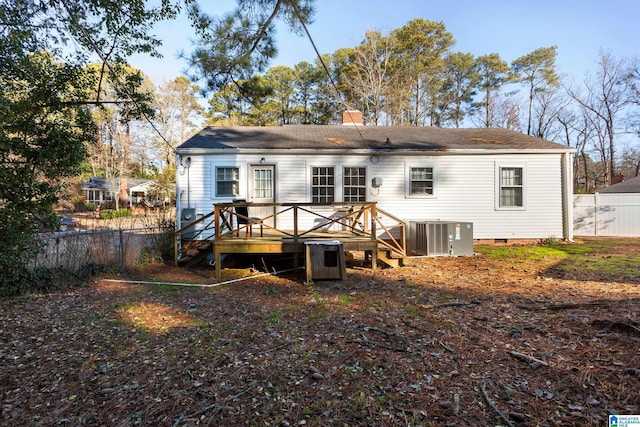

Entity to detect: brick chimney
[342,110,363,126]
[119,177,129,206]
[613,174,624,184]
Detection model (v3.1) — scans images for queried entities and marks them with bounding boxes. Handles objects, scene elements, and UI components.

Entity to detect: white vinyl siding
[181,152,565,240]
[379,156,559,239]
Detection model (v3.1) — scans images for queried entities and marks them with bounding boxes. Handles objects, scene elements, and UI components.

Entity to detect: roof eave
[175,147,577,156]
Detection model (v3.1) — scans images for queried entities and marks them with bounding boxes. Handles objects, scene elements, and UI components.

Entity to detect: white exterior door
[249,164,275,227]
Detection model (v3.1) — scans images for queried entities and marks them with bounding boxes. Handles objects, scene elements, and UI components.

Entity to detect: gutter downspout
[562,152,574,242]
[175,154,182,264]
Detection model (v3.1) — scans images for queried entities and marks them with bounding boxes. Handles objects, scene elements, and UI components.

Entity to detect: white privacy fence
[574,193,640,237]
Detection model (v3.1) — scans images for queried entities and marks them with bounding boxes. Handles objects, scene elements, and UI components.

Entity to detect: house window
[311,167,334,203]
[87,190,100,203]
[216,167,240,197]
[497,166,525,208]
[409,166,434,196]
[343,167,366,202]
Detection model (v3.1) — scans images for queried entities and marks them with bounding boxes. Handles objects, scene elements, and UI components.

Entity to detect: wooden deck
[176,202,406,278]
[212,232,379,277]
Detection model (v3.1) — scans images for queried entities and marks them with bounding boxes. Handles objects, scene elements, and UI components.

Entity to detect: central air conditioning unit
[408,221,474,256]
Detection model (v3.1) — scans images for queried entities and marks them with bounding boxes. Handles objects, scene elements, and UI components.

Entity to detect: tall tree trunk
[526,81,534,135]
[485,88,491,127]
[118,122,131,209]
[414,79,420,126]
[580,153,589,192]
[607,124,615,185]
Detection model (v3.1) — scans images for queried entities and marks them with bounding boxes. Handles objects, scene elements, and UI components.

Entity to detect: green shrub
[132,215,175,265]
[137,246,162,265]
[539,236,558,246]
[99,208,132,220]
[74,201,97,212]
[0,263,109,297]
[0,217,42,296]
[153,217,176,263]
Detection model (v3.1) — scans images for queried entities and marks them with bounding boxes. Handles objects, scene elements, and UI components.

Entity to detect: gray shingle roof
[599,175,640,193]
[177,125,571,152]
[82,177,153,190]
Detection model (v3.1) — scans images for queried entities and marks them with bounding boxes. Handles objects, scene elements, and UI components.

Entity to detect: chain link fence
[33,219,175,271]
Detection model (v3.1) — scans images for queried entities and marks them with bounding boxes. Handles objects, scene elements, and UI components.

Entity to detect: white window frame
[311,166,335,204]
[215,166,241,197]
[495,163,526,210]
[250,165,275,200]
[342,166,367,202]
[405,163,438,198]
[87,190,101,204]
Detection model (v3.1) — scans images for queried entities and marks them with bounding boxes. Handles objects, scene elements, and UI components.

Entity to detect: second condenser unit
[408,221,474,256]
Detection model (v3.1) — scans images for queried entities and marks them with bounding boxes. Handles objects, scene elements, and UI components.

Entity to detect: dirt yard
[1,238,639,426]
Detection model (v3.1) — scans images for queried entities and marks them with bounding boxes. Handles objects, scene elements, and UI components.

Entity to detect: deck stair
[377,248,405,268]
[177,240,213,266]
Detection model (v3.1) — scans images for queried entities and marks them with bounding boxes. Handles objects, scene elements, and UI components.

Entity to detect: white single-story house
[175,113,575,243]
[81,177,156,207]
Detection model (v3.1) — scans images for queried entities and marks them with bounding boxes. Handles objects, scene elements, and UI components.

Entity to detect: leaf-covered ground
[2,238,639,426]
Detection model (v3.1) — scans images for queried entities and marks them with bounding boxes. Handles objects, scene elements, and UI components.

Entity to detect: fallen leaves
[1,238,639,425]
[118,303,206,334]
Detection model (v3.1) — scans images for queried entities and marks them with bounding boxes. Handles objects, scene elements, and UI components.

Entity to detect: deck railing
[175,202,406,262]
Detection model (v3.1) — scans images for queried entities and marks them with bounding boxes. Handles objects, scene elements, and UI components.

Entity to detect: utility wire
[66,0,364,152]
[288,0,365,141]
[60,0,177,156]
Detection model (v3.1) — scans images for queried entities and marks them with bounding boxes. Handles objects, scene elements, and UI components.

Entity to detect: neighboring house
[82,177,156,207]
[598,175,640,193]
[175,112,575,242]
[574,175,640,237]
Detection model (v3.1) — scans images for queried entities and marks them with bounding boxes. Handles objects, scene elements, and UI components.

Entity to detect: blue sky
[130,0,638,86]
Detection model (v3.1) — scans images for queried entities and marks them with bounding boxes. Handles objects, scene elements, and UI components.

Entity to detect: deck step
[178,240,214,267]
[377,250,404,268]
[196,242,212,251]
[177,256,191,266]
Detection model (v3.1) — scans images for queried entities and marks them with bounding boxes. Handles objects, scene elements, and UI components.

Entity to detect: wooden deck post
[293,206,298,243]
[214,205,221,279]
[214,245,221,279]
[304,242,312,283]
[174,230,179,266]
[364,204,370,233]
[371,203,377,270]
[293,205,299,271]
